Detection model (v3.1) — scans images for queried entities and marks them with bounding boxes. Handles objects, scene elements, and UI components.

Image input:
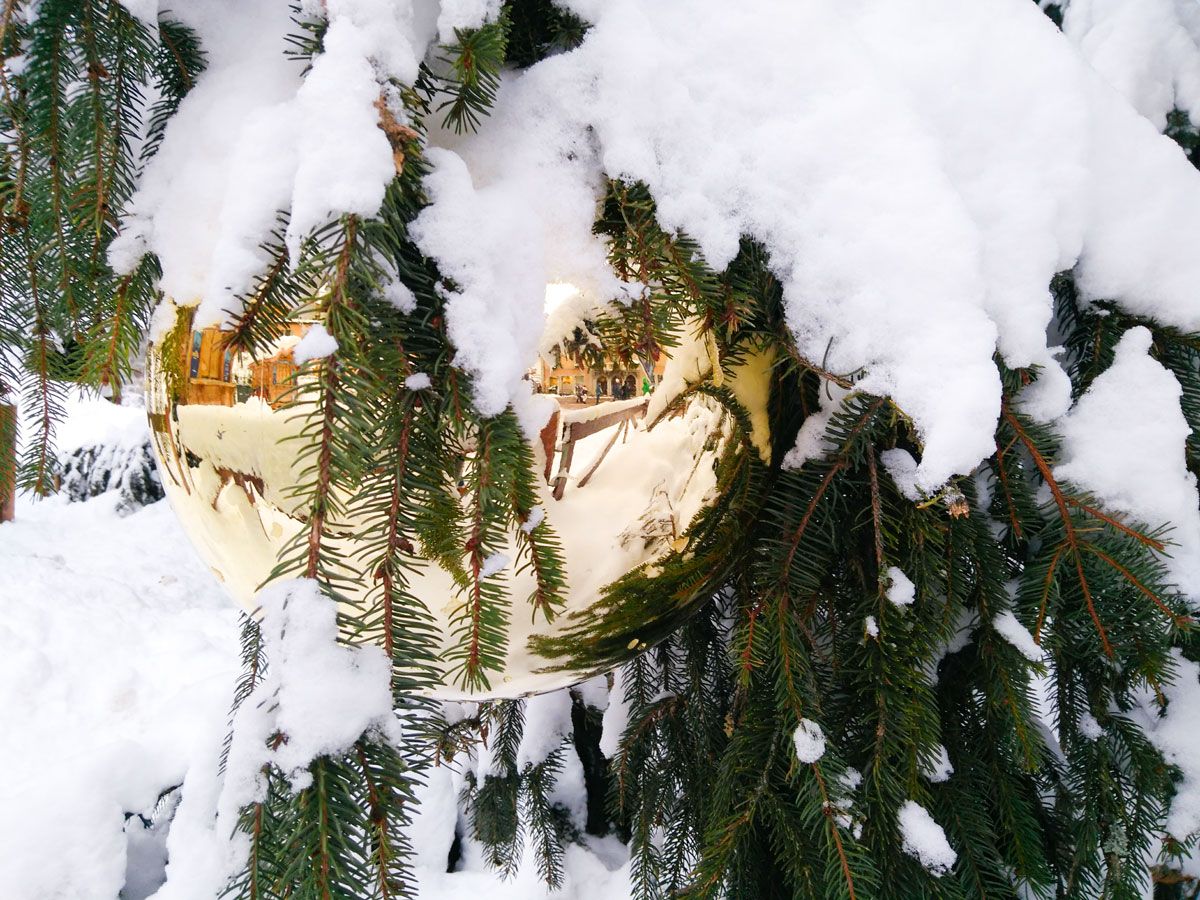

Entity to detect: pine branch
[1001,404,1114,658]
[437,18,508,134]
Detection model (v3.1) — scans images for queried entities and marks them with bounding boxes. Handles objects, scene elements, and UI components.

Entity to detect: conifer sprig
[436,17,508,134]
[0,0,204,486]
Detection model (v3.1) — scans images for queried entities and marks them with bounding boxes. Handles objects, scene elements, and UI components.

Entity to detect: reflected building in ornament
[530,347,665,399]
[184,328,236,406]
[180,325,306,410]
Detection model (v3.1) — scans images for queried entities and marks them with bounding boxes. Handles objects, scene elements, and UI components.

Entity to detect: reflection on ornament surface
[147,303,768,698]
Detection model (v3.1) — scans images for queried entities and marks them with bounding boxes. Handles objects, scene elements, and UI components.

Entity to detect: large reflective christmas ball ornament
[147,303,771,698]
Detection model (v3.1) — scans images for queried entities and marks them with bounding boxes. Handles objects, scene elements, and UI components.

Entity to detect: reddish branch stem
[1002,406,1113,658]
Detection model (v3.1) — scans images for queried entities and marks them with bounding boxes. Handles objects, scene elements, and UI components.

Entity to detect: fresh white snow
[290,322,339,364]
[1055,326,1200,598]
[781,383,851,472]
[10,0,1200,895]
[479,551,510,579]
[0,490,239,899]
[1079,710,1105,741]
[792,718,828,764]
[921,745,955,784]
[405,371,433,390]
[416,0,1200,493]
[1064,0,1200,129]
[110,0,1200,496]
[992,609,1045,663]
[1136,650,1200,840]
[886,566,916,607]
[880,448,923,502]
[522,504,546,533]
[898,800,958,877]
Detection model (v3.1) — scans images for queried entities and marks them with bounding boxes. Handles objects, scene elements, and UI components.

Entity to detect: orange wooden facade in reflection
[249,350,300,407]
[185,324,307,409]
[186,328,236,406]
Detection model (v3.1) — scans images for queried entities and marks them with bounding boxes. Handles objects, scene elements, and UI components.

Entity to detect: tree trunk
[1,402,15,523]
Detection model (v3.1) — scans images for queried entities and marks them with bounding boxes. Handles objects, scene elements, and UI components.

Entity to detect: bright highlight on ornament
[147,297,766,698]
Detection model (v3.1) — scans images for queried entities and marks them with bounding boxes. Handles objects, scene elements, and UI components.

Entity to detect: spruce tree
[3,2,1200,898]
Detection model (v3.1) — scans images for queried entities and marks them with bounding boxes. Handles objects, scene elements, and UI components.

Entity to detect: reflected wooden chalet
[186,328,235,406]
[531,349,666,398]
[248,343,300,408]
[186,324,307,409]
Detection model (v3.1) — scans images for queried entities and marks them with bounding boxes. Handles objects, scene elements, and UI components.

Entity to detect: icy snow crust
[120,0,1200,494]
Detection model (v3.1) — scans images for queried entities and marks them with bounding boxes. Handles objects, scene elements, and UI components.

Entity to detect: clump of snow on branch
[144,580,399,894]
[781,384,850,471]
[111,0,434,329]
[831,768,864,837]
[405,372,433,390]
[881,448,923,502]
[409,62,627,427]
[1136,650,1200,839]
[409,150,553,418]
[409,51,624,427]
[792,718,827,764]
[921,745,954,783]
[120,0,1200,496]
[517,691,574,770]
[886,566,916,607]
[992,610,1044,662]
[1079,711,1105,741]
[436,0,504,41]
[384,274,419,313]
[864,616,880,639]
[1055,327,1200,597]
[429,0,1200,489]
[898,800,958,877]
[479,552,510,579]
[1063,0,1200,129]
[522,504,546,533]
[291,322,339,364]
[281,2,413,266]
[926,608,981,684]
[539,282,615,363]
[221,579,397,817]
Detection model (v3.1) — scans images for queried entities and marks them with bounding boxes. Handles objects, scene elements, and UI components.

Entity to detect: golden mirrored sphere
[147,302,771,698]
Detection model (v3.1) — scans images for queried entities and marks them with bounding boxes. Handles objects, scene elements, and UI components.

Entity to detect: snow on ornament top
[145,300,767,698]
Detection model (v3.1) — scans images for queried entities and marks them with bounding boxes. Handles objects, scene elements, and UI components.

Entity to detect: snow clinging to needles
[898,800,958,877]
[792,719,827,764]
